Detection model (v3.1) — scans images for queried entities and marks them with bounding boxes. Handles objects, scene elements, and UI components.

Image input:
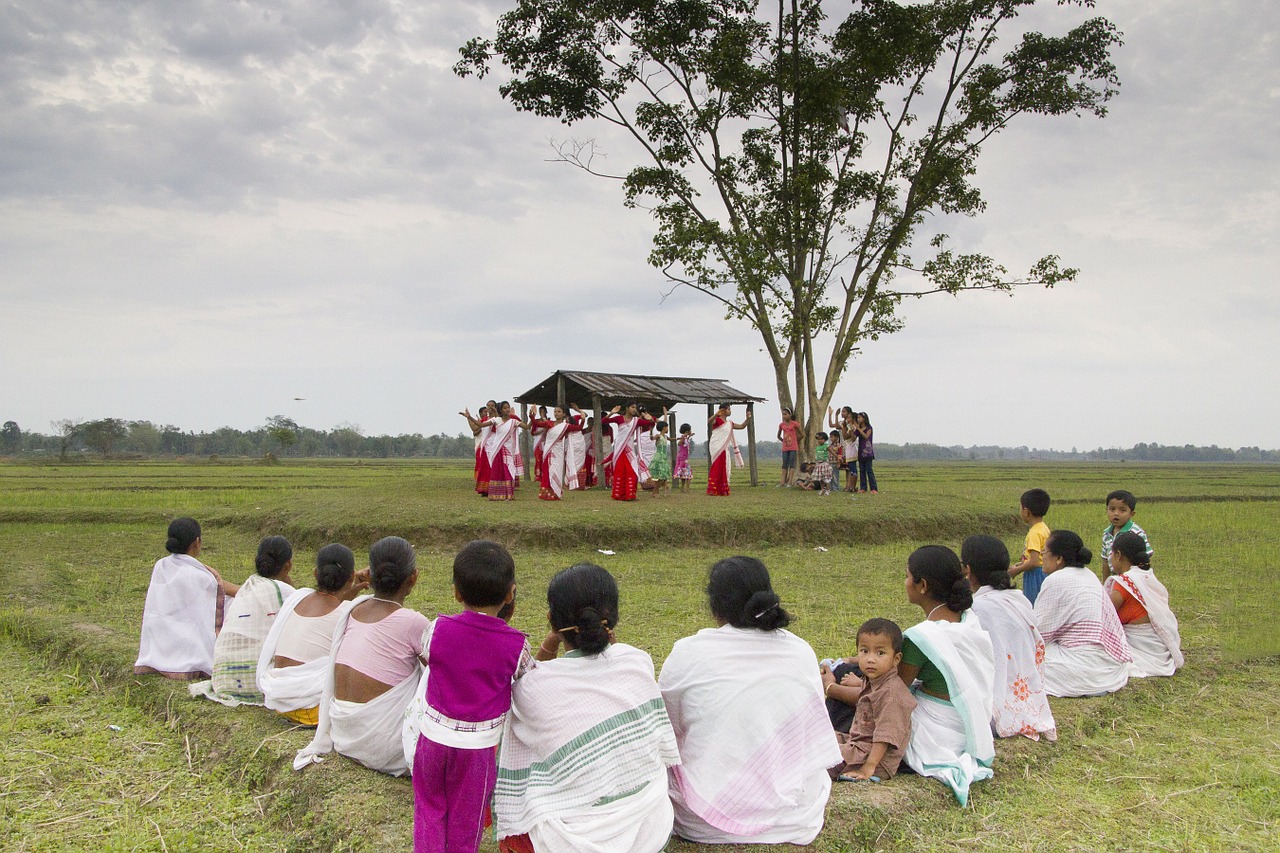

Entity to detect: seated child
[1101,489,1152,571]
[820,618,917,781]
[410,540,534,853]
[795,462,816,491]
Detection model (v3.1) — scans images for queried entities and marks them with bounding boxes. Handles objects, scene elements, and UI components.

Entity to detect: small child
[795,461,816,491]
[411,540,533,853]
[813,432,833,495]
[1010,488,1051,605]
[673,423,694,491]
[1101,489,1152,572]
[648,420,672,497]
[821,618,917,781]
[828,428,846,488]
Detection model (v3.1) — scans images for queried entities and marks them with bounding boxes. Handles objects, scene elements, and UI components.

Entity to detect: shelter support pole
[747,401,758,486]
[520,402,531,479]
[706,404,714,469]
[556,375,565,409]
[593,394,604,488]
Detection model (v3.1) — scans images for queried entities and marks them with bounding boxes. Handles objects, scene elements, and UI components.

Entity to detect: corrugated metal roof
[515,369,765,408]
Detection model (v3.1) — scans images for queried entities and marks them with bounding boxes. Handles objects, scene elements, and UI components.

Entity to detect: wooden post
[556,374,566,409]
[706,403,714,469]
[519,402,531,477]
[593,394,604,488]
[747,400,758,486]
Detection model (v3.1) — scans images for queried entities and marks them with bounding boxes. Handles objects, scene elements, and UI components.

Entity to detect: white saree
[971,586,1057,741]
[135,553,226,680]
[610,416,648,483]
[256,589,329,715]
[1035,566,1132,697]
[190,573,293,706]
[293,600,424,777]
[902,613,996,807]
[495,644,680,853]
[1104,569,1184,677]
[658,625,841,845]
[540,420,579,497]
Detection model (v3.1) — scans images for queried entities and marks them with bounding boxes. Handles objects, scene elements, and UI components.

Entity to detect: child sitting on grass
[1101,489,1152,573]
[1010,488,1051,605]
[821,618,917,781]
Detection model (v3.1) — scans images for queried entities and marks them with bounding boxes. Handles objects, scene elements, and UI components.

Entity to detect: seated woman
[191,536,295,705]
[1034,530,1133,697]
[658,556,840,845]
[1105,531,1184,677]
[900,545,996,807]
[294,536,428,777]
[495,563,680,853]
[962,535,1057,741]
[257,544,369,726]
[135,518,239,680]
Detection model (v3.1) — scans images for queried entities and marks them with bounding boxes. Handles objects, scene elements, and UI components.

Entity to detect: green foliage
[80,417,130,458]
[457,0,1122,451]
[0,420,20,453]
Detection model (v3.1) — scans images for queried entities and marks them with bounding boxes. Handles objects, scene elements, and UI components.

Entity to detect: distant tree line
[1,418,1275,463]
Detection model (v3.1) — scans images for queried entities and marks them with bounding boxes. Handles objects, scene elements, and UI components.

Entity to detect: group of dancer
[132,491,1183,851]
[460,399,753,502]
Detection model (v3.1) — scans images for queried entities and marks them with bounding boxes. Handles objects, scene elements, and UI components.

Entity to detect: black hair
[706,556,791,631]
[816,431,829,442]
[1021,488,1051,518]
[830,428,841,440]
[679,423,692,435]
[907,545,973,613]
[857,617,904,653]
[858,412,872,428]
[369,536,417,596]
[496,400,511,415]
[453,539,515,608]
[1106,489,1137,511]
[1045,529,1091,567]
[254,535,292,578]
[547,563,618,656]
[165,517,201,554]
[315,543,356,593]
[655,420,669,434]
[961,535,1013,591]
[1110,532,1151,569]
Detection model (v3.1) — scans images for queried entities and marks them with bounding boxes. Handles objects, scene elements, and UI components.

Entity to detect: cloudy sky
[2,0,1276,450]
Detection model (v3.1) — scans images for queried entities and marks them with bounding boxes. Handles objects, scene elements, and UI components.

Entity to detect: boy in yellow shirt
[1010,488,1050,604]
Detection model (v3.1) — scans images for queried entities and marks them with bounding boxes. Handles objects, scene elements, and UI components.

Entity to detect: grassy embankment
[1,459,1277,851]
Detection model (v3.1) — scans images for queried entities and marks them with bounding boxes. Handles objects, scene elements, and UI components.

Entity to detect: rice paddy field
[1,458,1277,851]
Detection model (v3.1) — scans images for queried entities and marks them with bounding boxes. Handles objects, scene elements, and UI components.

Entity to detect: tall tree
[0,421,20,454]
[81,418,129,458]
[265,415,299,456]
[458,0,1121,447]
[51,419,81,461]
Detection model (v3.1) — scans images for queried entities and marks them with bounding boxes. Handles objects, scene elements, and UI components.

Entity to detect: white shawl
[902,613,996,807]
[610,417,648,481]
[293,600,424,777]
[190,574,293,706]
[971,587,1057,740]
[658,626,841,845]
[708,418,734,477]
[1104,569,1184,676]
[495,644,680,853]
[541,420,579,496]
[256,589,330,714]
[134,553,225,679]
[486,416,524,476]
[1036,567,1132,697]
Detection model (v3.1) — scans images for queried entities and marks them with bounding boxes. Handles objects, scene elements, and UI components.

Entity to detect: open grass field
[1,458,1277,851]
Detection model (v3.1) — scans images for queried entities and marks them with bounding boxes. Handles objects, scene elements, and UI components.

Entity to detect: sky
[1,0,1276,451]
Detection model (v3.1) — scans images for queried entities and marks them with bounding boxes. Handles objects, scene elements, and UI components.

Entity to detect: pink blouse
[333,606,430,687]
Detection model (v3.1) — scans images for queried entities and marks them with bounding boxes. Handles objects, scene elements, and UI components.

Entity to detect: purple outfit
[412,611,531,853]
[674,438,693,480]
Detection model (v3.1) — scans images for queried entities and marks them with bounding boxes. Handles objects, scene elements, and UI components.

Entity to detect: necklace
[926,603,948,621]
[316,590,342,602]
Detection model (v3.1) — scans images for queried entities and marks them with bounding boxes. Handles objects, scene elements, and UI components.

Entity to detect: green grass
[0,459,1277,850]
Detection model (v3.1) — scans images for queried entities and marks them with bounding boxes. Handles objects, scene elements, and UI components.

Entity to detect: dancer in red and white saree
[538,406,583,501]
[529,406,553,485]
[706,404,751,496]
[460,406,493,496]
[603,403,654,501]
[486,402,527,501]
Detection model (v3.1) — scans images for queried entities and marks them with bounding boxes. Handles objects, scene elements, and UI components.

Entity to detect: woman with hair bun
[191,535,296,706]
[135,518,240,680]
[1104,531,1183,678]
[295,536,429,776]
[962,535,1057,741]
[1034,530,1133,697]
[495,564,680,853]
[257,544,370,726]
[657,557,840,845]
[900,544,996,806]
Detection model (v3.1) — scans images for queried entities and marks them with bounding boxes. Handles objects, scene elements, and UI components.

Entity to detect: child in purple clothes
[411,540,533,853]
